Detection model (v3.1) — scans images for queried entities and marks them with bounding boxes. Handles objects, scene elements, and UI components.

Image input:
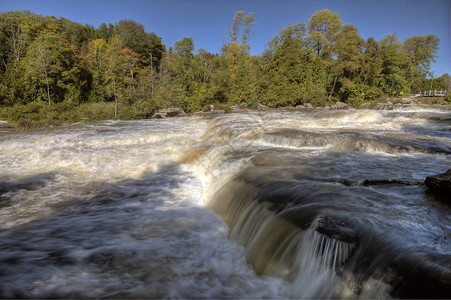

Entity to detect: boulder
[211,109,225,114]
[152,108,186,118]
[425,169,451,196]
[330,101,348,110]
[304,103,314,109]
[257,103,269,110]
[316,215,358,244]
[230,104,242,112]
[402,98,413,104]
[375,102,393,110]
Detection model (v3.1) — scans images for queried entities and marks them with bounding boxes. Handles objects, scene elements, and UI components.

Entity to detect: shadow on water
[0,163,272,299]
[0,173,58,208]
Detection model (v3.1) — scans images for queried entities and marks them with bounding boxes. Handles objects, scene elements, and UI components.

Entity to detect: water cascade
[1,107,450,298]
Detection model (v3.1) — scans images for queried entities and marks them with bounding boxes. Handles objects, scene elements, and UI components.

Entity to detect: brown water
[0,107,450,298]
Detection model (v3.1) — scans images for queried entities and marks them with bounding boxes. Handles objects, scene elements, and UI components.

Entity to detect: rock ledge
[425,169,451,196]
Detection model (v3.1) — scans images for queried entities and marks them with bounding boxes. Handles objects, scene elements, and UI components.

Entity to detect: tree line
[0,9,449,124]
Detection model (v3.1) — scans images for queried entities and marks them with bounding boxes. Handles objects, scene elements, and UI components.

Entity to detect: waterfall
[290,229,355,298]
[1,108,450,298]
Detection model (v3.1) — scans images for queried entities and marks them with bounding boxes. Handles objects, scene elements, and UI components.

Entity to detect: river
[0,106,450,298]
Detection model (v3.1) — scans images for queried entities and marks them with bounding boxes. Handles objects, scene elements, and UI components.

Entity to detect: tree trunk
[44,68,51,105]
[328,75,338,101]
[114,79,118,117]
[10,24,20,62]
[149,52,154,96]
[430,71,434,90]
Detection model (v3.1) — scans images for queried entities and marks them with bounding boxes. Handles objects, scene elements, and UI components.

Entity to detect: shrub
[246,97,259,109]
[78,102,116,121]
[219,103,232,113]
[309,84,327,107]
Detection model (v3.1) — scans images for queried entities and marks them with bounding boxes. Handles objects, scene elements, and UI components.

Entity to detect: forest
[0,9,450,127]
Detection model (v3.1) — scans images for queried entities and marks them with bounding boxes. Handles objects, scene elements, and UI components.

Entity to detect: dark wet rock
[266,129,323,139]
[152,108,186,118]
[425,169,451,196]
[361,179,424,186]
[0,173,55,195]
[315,215,359,244]
[387,251,451,299]
[330,101,348,110]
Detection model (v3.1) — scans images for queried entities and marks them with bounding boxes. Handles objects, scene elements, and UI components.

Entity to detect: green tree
[25,33,64,105]
[222,11,256,105]
[104,35,125,116]
[0,11,30,64]
[403,35,439,92]
[95,22,115,41]
[24,32,89,105]
[307,9,342,59]
[172,37,214,112]
[360,37,383,87]
[331,24,365,101]
[57,17,94,48]
[119,47,141,93]
[403,35,439,76]
[379,34,411,96]
[84,38,108,102]
[259,24,304,106]
[116,19,165,70]
[153,48,176,107]
[174,37,194,57]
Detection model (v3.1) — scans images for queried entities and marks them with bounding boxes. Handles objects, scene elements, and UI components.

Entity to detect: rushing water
[0,107,450,298]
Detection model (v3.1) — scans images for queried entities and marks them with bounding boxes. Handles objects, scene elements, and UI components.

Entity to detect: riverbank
[1,95,449,130]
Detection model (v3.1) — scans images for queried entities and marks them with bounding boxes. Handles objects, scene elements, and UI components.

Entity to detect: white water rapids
[0,107,450,298]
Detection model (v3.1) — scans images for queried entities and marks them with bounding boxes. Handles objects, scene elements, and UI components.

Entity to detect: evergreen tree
[379,34,411,96]
[222,11,256,105]
[260,24,304,107]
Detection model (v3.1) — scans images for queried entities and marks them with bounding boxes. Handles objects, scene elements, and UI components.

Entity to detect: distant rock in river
[153,108,186,118]
[425,169,451,196]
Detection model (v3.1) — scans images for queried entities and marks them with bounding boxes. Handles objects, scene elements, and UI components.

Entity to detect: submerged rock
[425,169,451,196]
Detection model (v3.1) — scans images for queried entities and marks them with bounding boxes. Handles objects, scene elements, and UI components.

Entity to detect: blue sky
[1,0,450,76]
